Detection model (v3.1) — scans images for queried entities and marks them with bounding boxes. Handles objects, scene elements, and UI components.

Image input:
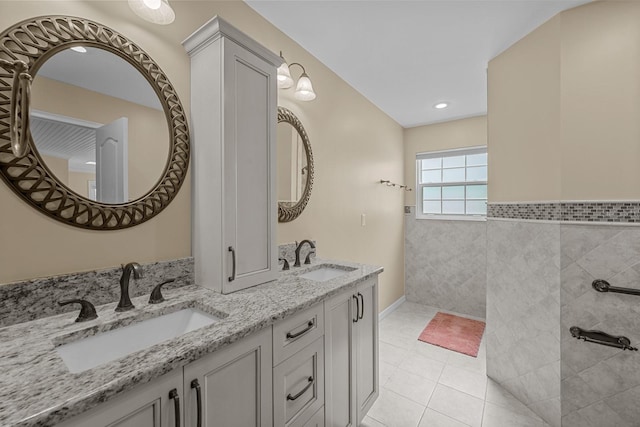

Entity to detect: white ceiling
[37,47,161,110]
[246,0,592,128]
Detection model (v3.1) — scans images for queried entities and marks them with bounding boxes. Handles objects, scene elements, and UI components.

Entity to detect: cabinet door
[355,278,379,424]
[324,290,357,427]
[222,38,278,293]
[183,328,273,427]
[57,369,183,427]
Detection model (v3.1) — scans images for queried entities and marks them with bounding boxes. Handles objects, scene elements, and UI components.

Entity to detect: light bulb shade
[129,0,175,25]
[294,73,316,101]
[143,0,161,9]
[277,62,294,89]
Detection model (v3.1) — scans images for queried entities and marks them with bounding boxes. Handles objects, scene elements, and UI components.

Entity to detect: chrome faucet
[294,240,316,267]
[116,262,143,312]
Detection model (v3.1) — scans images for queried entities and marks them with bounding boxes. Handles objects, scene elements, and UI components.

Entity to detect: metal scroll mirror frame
[0,16,190,230]
[277,106,313,223]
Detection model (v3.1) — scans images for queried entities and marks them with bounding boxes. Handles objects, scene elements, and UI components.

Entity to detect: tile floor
[362,302,550,427]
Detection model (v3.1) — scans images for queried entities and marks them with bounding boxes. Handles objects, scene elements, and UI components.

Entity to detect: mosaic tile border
[488,202,640,223]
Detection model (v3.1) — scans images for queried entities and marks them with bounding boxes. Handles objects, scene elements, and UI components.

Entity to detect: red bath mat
[418,312,486,357]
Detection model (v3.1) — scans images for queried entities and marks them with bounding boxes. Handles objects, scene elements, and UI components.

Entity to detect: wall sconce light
[277,52,316,101]
[128,0,175,25]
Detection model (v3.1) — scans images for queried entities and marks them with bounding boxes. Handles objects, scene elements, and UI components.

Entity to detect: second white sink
[56,308,222,373]
[299,266,355,282]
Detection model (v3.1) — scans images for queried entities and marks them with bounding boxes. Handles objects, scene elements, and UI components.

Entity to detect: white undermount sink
[56,308,222,373]
[299,265,355,282]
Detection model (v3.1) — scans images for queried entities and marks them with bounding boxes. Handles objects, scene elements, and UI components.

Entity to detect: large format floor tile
[428,384,485,427]
[363,302,550,427]
[368,389,426,427]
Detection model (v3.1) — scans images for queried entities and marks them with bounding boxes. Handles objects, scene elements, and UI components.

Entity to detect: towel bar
[570,326,637,351]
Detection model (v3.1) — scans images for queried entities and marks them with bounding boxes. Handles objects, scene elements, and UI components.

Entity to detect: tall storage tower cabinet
[183,16,281,293]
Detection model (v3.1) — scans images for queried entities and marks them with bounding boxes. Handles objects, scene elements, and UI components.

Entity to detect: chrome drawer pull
[287,376,314,401]
[286,320,315,340]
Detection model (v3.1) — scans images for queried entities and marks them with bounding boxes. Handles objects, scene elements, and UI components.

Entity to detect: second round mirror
[277,107,313,222]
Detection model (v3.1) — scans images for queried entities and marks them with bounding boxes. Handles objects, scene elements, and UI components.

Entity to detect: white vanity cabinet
[57,368,183,427]
[183,328,273,427]
[59,329,273,427]
[184,16,281,294]
[324,277,379,427]
[55,274,381,427]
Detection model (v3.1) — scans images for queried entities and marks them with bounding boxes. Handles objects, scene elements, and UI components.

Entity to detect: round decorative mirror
[277,107,313,222]
[0,16,190,229]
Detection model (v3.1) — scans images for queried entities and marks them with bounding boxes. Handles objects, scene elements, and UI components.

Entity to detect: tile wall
[561,224,640,427]
[405,208,487,319]
[487,203,640,427]
[486,219,561,427]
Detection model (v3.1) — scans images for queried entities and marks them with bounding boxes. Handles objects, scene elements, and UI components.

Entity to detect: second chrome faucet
[116,262,143,312]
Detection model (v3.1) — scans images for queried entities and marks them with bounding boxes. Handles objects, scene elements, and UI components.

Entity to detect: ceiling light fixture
[85,161,96,165]
[434,102,449,109]
[70,46,87,53]
[128,0,175,25]
[277,51,316,101]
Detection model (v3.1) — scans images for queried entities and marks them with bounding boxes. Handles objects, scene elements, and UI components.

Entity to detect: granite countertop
[0,259,382,427]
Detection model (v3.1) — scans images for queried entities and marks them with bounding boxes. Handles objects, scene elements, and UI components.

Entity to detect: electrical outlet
[404,206,411,214]
[361,213,366,226]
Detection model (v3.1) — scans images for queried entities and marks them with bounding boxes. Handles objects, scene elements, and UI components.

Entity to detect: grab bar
[570,326,638,351]
[593,279,640,296]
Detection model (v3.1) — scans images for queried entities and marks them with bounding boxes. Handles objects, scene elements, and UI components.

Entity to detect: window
[416,146,487,219]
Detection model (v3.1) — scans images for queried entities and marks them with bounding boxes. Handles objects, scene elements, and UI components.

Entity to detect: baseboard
[378,295,406,321]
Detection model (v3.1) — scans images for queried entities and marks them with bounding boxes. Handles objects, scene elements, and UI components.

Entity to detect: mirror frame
[0,16,190,230]
[278,107,313,223]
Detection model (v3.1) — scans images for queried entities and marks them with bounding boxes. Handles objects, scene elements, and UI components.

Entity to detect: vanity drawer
[273,303,324,365]
[274,337,325,427]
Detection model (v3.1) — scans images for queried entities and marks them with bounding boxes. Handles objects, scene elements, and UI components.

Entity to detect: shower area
[406,2,640,426]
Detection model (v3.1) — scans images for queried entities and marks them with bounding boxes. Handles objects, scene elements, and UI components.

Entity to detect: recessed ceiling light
[434,102,449,109]
[85,161,96,165]
[70,46,87,53]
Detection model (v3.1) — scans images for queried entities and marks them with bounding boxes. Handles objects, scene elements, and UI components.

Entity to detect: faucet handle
[58,299,98,322]
[304,250,315,265]
[149,278,176,304]
[278,258,290,271]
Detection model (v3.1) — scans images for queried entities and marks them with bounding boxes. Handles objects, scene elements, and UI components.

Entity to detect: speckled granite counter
[0,259,382,427]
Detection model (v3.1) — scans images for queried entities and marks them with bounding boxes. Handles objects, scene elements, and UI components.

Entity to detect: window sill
[415,214,487,222]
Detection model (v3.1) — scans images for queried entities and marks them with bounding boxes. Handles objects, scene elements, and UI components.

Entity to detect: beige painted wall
[41,155,70,185]
[32,76,168,201]
[68,172,96,199]
[403,116,487,206]
[488,15,561,203]
[1,2,405,312]
[489,1,640,203]
[560,1,640,200]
